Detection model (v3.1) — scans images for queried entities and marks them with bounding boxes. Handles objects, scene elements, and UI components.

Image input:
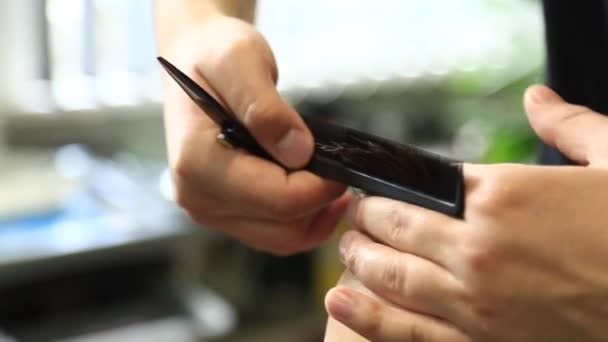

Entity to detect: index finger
[347,194,462,269]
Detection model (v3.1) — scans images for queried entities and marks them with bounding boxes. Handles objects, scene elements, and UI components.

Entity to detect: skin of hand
[156,9,350,255]
[324,270,437,342]
[324,85,608,341]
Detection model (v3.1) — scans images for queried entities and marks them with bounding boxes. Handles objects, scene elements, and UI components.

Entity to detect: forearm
[155,0,256,50]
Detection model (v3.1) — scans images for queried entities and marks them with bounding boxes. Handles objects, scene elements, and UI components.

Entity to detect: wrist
[155,0,225,52]
[155,0,256,53]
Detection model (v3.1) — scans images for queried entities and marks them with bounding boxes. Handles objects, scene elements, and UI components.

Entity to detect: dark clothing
[540,1,608,164]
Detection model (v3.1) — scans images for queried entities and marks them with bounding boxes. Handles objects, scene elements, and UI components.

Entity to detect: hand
[159,15,349,254]
[325,85,608,341]
[324,270,471,342]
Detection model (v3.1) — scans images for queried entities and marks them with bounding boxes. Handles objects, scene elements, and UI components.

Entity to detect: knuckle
[466,243,494,272]
[341,237,362,272]
[467,295,504,337]
[380,260,406,294]
[468,188,502,217]
[559,106,595,128]
[454,281,503,336]
[462,239,499,274]
[343,247,359,272]
[385,204,424,247]
[468,168,524,216]
[386,203,408,244]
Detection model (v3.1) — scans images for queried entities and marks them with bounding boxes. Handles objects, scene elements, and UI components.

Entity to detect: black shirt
[540,1,608,164]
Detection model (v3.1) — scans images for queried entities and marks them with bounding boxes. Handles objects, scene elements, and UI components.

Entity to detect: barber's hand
[325,85,608,341]
[160,16,348,254]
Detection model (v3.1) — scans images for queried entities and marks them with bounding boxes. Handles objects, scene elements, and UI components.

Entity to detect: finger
[161,59,346,220]
[173,129,347,220]
[198,32,314,169]
[326,287,471,342]
[173,188,239,218]
[172,164,304,220]
[195,192,351,255]
[339,230,461,321]
[524,84,608,167]
[347,196,461,269]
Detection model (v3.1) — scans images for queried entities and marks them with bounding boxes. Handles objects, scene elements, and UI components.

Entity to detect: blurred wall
[0,1,45,110]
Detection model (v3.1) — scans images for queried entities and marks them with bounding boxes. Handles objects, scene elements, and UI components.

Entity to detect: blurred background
[0,0,544,341]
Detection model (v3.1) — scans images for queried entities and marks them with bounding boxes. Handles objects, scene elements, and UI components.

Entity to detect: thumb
[201,46,314,169]
[524,84,608,166]
[237,85,314,169]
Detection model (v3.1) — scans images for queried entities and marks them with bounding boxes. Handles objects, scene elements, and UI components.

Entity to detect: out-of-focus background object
[0,0,544,341]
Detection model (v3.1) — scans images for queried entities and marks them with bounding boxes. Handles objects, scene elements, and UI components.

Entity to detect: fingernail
[528,85,561,105]
[276,128,311,168]
[330,291,354,320]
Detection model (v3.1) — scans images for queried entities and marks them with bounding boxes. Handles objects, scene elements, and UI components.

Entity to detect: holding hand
[158,13,349,255]
[325,85,608,341]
